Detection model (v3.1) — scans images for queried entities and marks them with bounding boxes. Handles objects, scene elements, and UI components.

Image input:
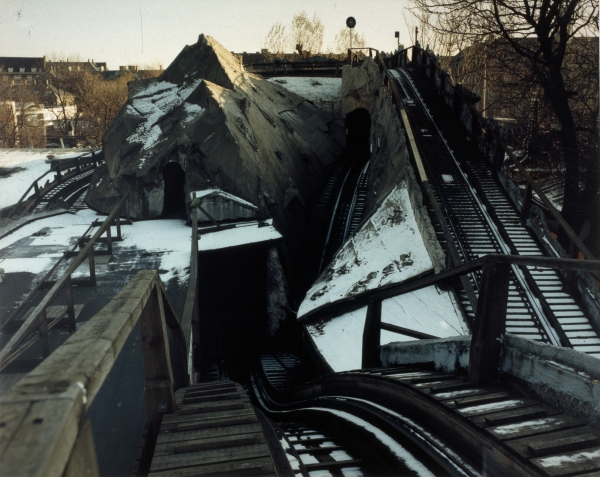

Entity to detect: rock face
[85,35,343,238]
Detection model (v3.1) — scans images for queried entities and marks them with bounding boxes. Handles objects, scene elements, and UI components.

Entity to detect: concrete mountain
[85,34,343,240]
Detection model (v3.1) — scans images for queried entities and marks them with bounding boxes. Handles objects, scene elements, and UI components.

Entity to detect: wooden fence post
[140,283,175,436]
[125,199,131,224]
[106,221,112,255]
[115,215,122,240]
[65,276,76,332]
[39,309,50,358]
[362,300,382,369]
[33,182,40,198]
[520,183,533,223]
[468,262,511,384]
[64,418,100,477]
[88,249,96,287]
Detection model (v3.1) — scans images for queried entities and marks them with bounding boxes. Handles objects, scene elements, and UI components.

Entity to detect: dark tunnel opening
[345,107,371,162]
[162,162,187,218]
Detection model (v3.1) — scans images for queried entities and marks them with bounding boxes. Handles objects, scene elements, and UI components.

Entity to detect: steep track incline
[391,67,600,357]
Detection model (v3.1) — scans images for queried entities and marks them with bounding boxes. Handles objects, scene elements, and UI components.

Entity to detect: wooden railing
[0,195,130,371]
[4,149,103,219]
[247,60,344,77]
[361,254,600,384]
[0,270,187,477]
[181,196,199,383]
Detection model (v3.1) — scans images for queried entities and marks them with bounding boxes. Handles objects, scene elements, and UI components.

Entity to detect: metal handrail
[6,148,102,219]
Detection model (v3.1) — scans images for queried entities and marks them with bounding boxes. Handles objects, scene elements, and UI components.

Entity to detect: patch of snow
[435,389,484,399]
[191,188,258,210]
[182,102,206,124]
[197,220,281,251]
[459,399,523,415]
[127,79,202,164]
[491,418,554,436]
[382,286,470,337]
[0,257,54,274]
[537,448,600,468]
[268,77,341,116]
[298,184,433,318]
[0,149,92,210]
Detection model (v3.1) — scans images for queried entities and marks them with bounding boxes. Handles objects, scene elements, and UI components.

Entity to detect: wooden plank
[149,443,272,472]
[157,423,263,445]
[488,415,586,441]
[179,402,248,416]
[453,392,511,408]
[304,459,363,470]
[165,416,258,434]
[181,393,242,405]
[505,428,600,458]
[482,406,551,427]
[362,300,382,368]
[530,446,600,476]
[149,456,274,476]
[457,398,538,417]
[155,433,262,456]
[64,418,100,477]
[162,409,256,426]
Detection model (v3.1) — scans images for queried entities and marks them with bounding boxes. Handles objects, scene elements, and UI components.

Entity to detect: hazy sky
[1,0,412,69]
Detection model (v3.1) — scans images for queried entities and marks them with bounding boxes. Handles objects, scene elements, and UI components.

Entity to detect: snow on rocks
[268,77,341,117]
[298,183,432,318]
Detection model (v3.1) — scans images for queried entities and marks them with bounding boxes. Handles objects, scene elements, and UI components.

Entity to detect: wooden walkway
[149,381,279,476]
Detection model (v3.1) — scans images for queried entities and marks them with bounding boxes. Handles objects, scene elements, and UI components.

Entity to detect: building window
[19,67,25,72]
[31,67,37,73]
[7,68,13,72]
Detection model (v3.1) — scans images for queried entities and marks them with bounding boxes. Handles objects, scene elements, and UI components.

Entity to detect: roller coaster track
[390,67,600,357]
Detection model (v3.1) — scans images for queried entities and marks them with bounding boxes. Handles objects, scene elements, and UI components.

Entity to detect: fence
[0,195,130,371]
[362,254,600,384]
[0,270,187,477]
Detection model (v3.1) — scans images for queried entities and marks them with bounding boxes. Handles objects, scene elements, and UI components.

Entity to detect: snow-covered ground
[0,149,92,210]
[268,77,341,117]
[301,183,470,373]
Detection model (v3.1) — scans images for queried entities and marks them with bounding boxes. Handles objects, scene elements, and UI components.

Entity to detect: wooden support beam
[64,419,99,477]
[65,276,76,333]
[39,309,51,358]
[88,250,96,287]
[468,263,511,385]
[520,183,533,223]
[362,300,382,369]
[105,220,112,255]
[115,214,122,240]
[140,287,175,434]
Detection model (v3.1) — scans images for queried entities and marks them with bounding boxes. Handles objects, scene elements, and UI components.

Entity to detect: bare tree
[410,0,599,242]
[289,11,324,57]
[264,21,288,59]
[0,83,45,148]
[332,27,367,53]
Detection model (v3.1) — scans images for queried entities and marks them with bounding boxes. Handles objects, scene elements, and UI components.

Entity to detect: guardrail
[4,149,103,219]
[0,269,187,477]
[361,254,600,384]
[0,194,130,371]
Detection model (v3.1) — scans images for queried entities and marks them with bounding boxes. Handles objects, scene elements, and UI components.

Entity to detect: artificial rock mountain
[85,34,344,245]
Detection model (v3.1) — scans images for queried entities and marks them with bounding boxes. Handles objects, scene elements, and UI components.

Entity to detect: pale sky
[1,0,413,70]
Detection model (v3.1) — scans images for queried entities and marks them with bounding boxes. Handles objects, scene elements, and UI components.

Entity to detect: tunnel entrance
[196,243,269,383]
[162,162,186,218]
[345,108,371,161]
